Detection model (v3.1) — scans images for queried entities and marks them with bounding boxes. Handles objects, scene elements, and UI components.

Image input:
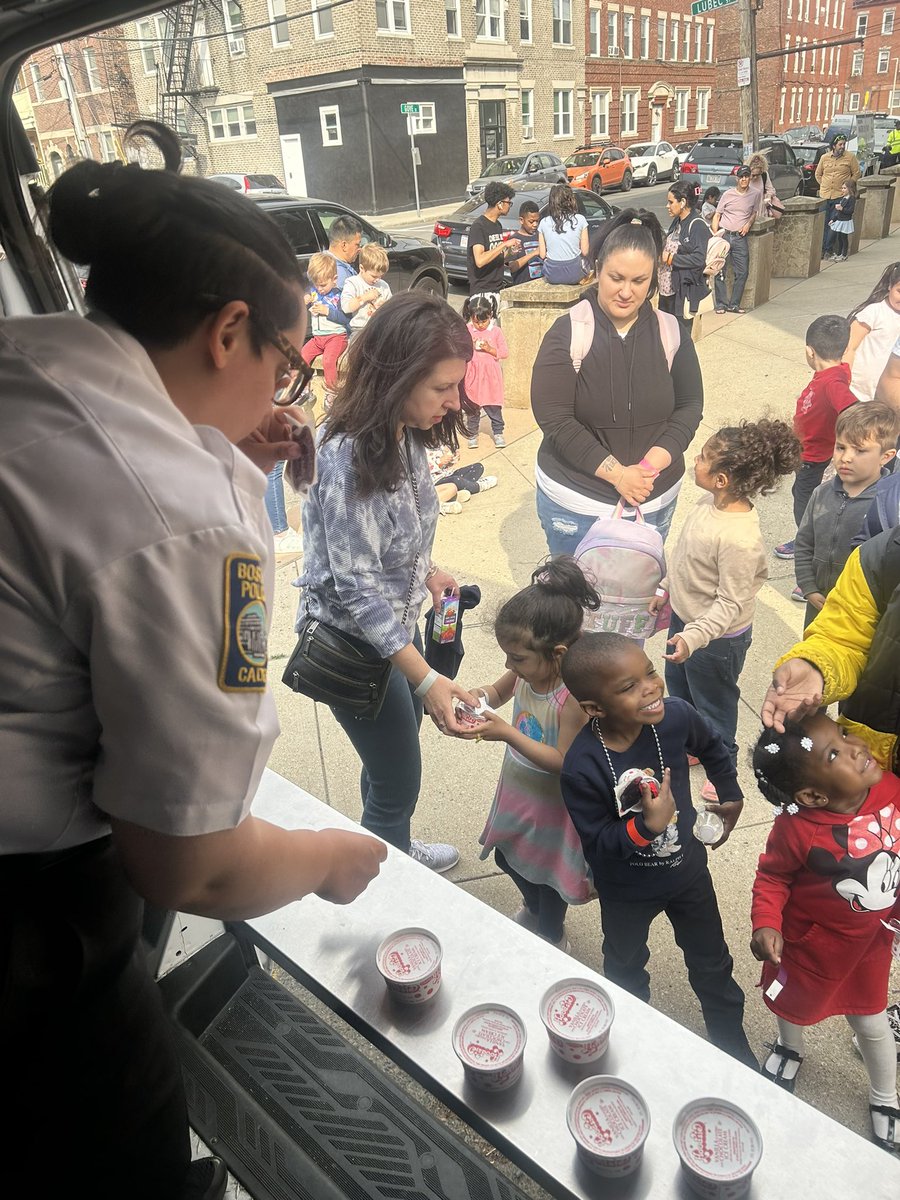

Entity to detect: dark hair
[849,261,900,322]
[701,186,721,205]
[805,314,851,361]
[329,215,362,244]
[45,120,303,351]
[561,631,636,703]
[705,418,800,501]
[589,209,664,299]
[496,557,601,657]
[323,292,474,496]
[547,183,579,233]
[462,294,498,322]
[751,721,817,808]
[519,200,540,217]
[667,180,698,210]
[835,400,900,453]
[484,181,515,208]
[842,179,858,197]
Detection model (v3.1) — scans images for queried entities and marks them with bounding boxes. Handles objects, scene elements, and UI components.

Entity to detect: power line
[90,0,354,44]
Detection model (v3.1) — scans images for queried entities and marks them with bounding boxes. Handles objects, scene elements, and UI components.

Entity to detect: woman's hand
[423,675,477,735]
[761,659,824,731]
[664,634,690,664]
[615,464,656,506]
[707,798,743,849]
[750,926,783,966]
[238,408,306,473]
[457,709,511,742]
[426,569,459,610]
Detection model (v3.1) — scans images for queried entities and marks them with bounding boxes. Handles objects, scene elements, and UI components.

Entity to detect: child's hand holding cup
[641,767,675,834]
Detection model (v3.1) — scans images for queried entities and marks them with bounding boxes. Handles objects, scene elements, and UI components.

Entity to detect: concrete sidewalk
[267,230,900,1154]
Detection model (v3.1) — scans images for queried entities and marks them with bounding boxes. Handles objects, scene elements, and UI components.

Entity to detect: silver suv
[466,152,567,198]
[681,135,804,200]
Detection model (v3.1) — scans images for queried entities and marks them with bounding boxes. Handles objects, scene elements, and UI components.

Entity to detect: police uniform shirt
[0,313,278,853]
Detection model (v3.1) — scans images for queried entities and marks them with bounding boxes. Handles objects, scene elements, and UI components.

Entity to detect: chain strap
[401,428,422,628]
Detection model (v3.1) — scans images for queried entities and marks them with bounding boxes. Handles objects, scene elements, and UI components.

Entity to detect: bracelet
[425,563,438,582]
[639,457,660,478]
[415,668,439,697]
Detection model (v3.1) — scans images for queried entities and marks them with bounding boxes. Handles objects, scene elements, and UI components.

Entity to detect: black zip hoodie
[531,292,704,504]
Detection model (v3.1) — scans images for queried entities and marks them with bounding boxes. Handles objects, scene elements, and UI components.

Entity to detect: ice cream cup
[540,978,615,1063]
[375,927,442,1005]
[693,810,725,845]
[566,1075,650,1177]
[673,1098,763,1199]
[452,1004,527,1091]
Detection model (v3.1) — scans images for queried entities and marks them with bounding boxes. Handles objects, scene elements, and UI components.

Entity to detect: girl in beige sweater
[653,419,800,800]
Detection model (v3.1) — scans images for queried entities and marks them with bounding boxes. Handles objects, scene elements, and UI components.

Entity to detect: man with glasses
[466,181,520,306]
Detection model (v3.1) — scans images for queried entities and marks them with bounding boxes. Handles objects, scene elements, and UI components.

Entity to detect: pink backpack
[568,301,681,372]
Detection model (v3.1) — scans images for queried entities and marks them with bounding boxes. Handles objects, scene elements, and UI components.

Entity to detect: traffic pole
[408,115,422,218]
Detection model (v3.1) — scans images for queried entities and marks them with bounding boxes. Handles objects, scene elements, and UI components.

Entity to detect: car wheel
[645,165,657,188]
[412,274,446,298]
[671,160,680,181]
[621,170,633,192]
[591,176,603,195]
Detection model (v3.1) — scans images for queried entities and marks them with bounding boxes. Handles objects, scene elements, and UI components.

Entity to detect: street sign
[690,0,736,14]
[400,103,421,115]
[737,56,751,87]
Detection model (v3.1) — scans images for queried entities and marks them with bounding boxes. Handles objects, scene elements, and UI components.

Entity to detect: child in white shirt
[341,242,392,335]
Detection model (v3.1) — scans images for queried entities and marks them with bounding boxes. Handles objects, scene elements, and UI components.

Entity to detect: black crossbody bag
[282,431,422,720]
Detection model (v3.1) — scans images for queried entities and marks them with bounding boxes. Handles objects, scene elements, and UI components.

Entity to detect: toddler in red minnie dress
[750,712,900,1153]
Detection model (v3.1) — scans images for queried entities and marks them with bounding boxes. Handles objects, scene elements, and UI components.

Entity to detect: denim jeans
[329,628,425,852]
[822,198,840,253]
[713,231,749,311]
[536,485,679,557]
[792,459,829,528]
[664,611,752,763]
[265,464,288,534]
[467,405,504,436]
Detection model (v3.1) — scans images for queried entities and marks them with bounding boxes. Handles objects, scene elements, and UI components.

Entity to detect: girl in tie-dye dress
[464,557,598,950]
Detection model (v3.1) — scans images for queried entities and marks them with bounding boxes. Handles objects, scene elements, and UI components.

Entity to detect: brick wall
[848,0,900,115]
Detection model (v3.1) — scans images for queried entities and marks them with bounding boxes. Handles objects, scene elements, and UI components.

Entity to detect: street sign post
[690,0,736,14]
[400,103,421,115]
[402,103,422,217]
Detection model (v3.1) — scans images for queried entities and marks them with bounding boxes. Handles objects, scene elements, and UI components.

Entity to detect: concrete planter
[772,196,826,278]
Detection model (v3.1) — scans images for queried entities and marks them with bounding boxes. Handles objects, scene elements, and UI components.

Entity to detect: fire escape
[156,0,219,141]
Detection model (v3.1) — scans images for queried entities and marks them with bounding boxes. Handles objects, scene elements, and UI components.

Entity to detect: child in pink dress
[462,556,600,950]
[464,295,509,450]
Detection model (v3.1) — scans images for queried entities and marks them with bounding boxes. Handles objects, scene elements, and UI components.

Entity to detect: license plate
[702,174,720,185]
[459,235,468,249]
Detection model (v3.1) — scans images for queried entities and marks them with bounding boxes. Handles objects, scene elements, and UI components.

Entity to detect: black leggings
[831,231,849,257]
[435,463,485,493]
[494,848,568,942]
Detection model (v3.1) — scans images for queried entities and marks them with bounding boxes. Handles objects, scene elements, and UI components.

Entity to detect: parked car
[822,115,877,174]
[792,142,830,196]
[565,144,633,194]
[624,141,680,187]
[207,173,288,196]
[431,182,619,283]
[680,134,804,200]
[255,198,447,297]
[782,124,824,146]
[466,152,567,198]
[675,140,697,157]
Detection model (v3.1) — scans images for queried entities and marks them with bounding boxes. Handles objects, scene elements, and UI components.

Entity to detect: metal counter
[248,769,900,1200]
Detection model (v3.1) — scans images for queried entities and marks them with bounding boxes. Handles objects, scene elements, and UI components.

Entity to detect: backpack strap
[654,308,682,370]
[568,299,595,373]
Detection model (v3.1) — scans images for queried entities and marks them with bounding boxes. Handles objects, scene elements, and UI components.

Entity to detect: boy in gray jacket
[795,403,900,630]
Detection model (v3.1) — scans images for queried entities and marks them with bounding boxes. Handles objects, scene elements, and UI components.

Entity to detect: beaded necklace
[591,717,666,787]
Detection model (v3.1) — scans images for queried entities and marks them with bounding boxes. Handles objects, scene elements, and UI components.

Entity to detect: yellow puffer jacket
[774,532,900,770]
[814,151,861,200]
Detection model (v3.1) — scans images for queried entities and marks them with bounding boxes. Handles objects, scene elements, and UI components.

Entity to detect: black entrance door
[478,100,507,164]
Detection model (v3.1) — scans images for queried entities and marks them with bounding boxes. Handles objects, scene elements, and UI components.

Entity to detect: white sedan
[624,141,680,187]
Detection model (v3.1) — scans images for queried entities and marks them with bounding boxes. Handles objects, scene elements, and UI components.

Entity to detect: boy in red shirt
[774,314,857,565]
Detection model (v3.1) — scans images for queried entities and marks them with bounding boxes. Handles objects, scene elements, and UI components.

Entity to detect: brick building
[17,32,138,181]
[583,3,718,147]
[713,0,851,138]
[847,0,900,115]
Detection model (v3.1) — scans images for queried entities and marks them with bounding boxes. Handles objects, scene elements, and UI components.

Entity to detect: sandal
[870,1103,900,1153]
[760,1040,803,1092]
[729,306,748,315]
[714,306,727,315]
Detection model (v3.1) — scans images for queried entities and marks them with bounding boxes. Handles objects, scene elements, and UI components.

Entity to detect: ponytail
[495,555,600,655]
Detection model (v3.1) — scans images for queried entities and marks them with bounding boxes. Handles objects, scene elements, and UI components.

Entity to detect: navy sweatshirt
[560,698,742,901]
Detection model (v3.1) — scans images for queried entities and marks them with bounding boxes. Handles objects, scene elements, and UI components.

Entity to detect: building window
[589,8,601,55]
[608,11,618,53]
[269,0,290,45]
[521,88,534,138]
[695,22,702,61]
[224,0,246,55]
[640,15,650,58]
[622,13,633,57]
[82,48,101,91]
[446,0,461,36]
[99,130,118,161]
[136,18,159,73]
[553,88,573,137]
[787,0,792,14]
[312,0,333,38]
[320,106,342,146]
[208,102,257,140]
[849,92,860,111]
[779,88,786,124]
[553,0,572,45]
[696,87,710,129]
[519,0,532,42]
[621,89,639,136]
[683,21,690,59]
[878,48,891,73]
[675,88,689,130]
[410,102,436,135]
[29,61,45,101]
[856,13,868,36]
[670,20,679,62]
[591,89,610,138]
[657,17,666,59]
[475,0,503,40]
[706,24,714,62]
[884,9,895,34]
[891,89,900,108]
[851,49,864,75]
[376,0,411,34]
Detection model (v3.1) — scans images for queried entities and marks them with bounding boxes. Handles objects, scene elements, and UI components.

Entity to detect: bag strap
[568,298,595,373]
[401,428,422,627]
[611,499,646,524]
[654,308,681,370]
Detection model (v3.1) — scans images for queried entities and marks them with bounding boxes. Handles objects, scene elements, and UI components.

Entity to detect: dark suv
[792,142,830,196]
[681,134,804,201]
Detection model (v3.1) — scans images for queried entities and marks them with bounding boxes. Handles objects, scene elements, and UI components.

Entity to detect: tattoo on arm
[599,455,622,476]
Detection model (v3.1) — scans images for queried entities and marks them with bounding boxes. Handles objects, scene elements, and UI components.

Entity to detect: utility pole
[54,44,91,159]
[738,0,759,151]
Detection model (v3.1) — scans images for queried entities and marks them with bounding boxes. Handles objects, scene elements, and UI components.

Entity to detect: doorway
[478,100,507,166]
[279,133,307,196]
[651,104,663,142]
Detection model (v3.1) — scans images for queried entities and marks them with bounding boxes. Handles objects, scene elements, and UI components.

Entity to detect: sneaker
[700,779,718,802]
[774,540,795,559]
[478,475,498,491]
[791,585,805,602]
[493,433,507,448]
[512,906,540,932]
[687,755,701,767]
[182,1157,228,1200]
[409,839,460,873]
[456,489,472,503]
[835,255,847,262]
[273,528,304,556]
[467,436,479,449]
[542,929,571,953]
[440,500,462,515]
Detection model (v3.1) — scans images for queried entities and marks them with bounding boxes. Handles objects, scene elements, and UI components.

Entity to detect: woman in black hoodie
[531,209,704,556]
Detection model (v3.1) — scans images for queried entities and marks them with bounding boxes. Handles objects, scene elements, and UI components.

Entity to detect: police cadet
[0,122,386,1199]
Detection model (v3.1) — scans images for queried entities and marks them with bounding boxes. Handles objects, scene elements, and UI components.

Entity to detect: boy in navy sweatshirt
[560,632,756,1067]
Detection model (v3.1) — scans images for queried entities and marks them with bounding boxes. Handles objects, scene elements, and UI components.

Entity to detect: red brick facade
[848,0,900,115]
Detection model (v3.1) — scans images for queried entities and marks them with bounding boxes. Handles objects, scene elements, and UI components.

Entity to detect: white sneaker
[478,476,498,491]
[440,500,462,515]
[493,433,507,448]
[408,839,460,873]
[467,436,479,449]
[456,489,472,503]
[273,529,304,555]
[512,906,540,932]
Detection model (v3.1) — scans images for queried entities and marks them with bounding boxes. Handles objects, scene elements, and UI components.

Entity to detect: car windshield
[481,157,526,177]
[688,140,743,164]
[627,145,651,156]
[823,123,853,143]
[247,175,284,188]
[793,146,821,164]
[566,152,599,167]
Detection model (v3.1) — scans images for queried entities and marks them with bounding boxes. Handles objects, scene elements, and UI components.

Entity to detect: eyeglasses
[498,198,513,207]
[267,332,315,407]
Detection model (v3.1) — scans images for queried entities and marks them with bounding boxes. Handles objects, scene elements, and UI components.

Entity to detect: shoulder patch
[219,553,268,692]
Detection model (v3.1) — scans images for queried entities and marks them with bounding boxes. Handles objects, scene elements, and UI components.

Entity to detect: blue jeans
[664,611,752,763]
[536,485,679,558]
[265,464,288,534]
[822,198,840,253]
[713,231,749,311]
[329,628,425,852]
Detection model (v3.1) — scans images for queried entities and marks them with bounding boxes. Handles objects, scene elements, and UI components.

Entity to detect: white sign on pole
[737,57,751,88]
